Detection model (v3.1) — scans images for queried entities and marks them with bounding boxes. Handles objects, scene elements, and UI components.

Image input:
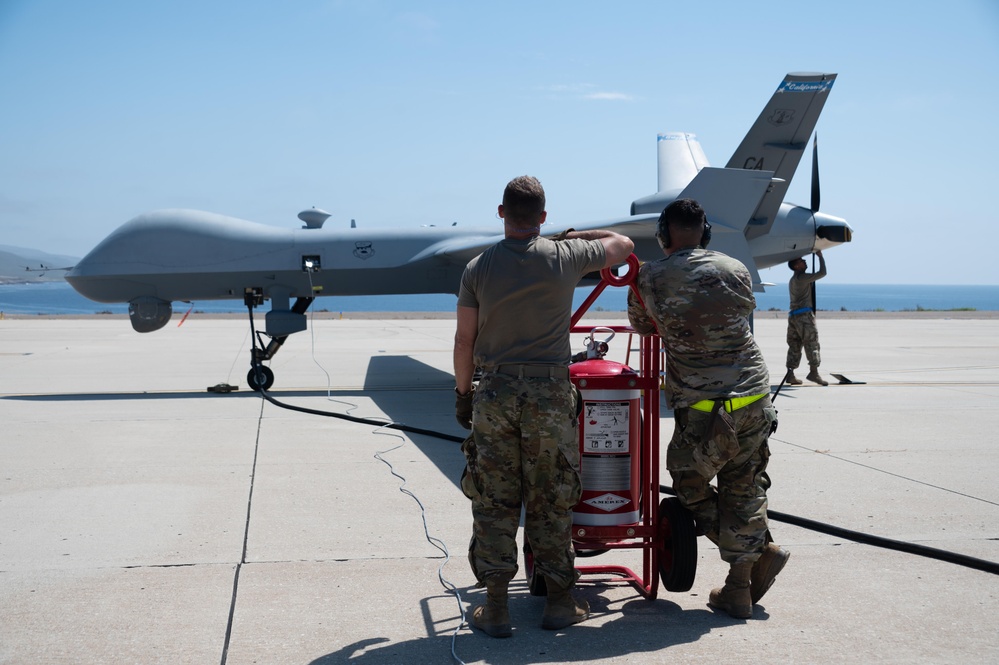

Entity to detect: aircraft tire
[657,497,697,592]
[247,365,275,392]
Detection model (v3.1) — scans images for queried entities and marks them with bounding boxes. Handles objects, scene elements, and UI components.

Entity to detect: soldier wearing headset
[627,198,789,619]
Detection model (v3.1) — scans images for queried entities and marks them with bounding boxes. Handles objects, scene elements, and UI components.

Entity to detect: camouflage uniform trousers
[667,396,778,565]
[786,311,821,370]
[460,372,581,590]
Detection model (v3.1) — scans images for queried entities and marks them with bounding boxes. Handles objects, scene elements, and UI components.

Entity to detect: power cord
[225,326,252,387]
[240,298,997,663]
[371,428,469,664]
[658,484,998,575]
[246,302,470,663]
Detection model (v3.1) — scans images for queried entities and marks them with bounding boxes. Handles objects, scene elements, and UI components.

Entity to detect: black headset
[656,207,712,252]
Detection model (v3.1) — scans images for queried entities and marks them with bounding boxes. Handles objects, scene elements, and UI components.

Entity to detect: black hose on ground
[243,306,998,577]
[257,384,465,443]
[245,304,466,443]
[659,484,999,576]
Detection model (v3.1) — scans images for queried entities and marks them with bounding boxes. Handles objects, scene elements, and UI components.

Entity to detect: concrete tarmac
[1,312,997,664]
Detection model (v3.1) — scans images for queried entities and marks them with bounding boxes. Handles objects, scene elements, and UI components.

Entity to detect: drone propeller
[810,133,820,311]
[810,133,820,213]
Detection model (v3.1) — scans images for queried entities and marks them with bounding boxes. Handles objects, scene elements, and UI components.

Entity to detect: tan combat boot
[786,369,803,385]
[541,577,589,630]
[750,543,791,603]
[806,366,828,386]
[708,562,753,619]
[470,581,512,638]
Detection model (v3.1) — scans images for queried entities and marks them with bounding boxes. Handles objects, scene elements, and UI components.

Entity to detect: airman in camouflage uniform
[786,251,828,385]
[460,374,579,588]
[627,198,789,619]
[453,175,633,637]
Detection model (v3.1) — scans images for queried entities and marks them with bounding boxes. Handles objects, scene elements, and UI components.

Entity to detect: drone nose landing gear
[244,292,315,392]
[247,362,275,392]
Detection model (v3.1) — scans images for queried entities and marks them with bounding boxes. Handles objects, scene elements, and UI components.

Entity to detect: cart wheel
[522,540,547,596]
[657,497,697,592]
[246,365,274,392]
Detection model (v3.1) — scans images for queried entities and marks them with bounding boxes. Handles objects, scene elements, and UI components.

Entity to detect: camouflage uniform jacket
[627,247,770,408]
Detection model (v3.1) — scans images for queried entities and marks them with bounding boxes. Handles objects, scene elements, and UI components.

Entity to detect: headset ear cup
[657,226,669,252]
[656,210,670,251]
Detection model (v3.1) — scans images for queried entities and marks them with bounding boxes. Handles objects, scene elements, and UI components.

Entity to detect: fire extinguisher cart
[524,254,698,600]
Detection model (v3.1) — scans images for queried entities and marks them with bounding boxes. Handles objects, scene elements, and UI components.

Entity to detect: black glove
[550,227,575,241]
[455,387,474,429]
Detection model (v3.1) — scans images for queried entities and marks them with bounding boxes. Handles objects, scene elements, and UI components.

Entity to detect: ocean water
[2,281,999,316]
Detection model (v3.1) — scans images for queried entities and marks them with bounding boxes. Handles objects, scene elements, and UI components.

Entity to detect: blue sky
[1,0,997,284]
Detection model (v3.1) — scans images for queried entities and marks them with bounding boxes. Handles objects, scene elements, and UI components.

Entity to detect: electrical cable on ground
[225,326,252,387]
[247,306,469,663]
[252,385,470,663]
[371,430,469,665]
[246,342,999,582]
[656,483,999,576]
[252,370,998,578]
[239,303,996,664]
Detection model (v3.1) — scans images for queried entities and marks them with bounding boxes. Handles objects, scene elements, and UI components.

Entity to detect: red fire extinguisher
[569,328,642,526]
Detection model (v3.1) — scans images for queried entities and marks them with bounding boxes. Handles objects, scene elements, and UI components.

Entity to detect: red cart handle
[600,253,640,287]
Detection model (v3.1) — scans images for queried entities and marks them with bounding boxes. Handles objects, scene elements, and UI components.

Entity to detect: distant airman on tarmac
[786,251,828,386]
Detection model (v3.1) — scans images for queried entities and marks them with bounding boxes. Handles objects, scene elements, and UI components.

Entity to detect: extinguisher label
[583,493,631,511]
[582,401,630,453]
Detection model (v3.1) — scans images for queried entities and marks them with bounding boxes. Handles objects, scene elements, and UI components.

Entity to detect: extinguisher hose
[659,484,999,576]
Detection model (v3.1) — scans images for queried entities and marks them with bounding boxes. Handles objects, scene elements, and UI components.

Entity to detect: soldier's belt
[690,393,768,414]
[493,364,569,379]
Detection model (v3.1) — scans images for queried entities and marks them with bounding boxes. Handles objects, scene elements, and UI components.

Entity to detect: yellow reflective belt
[689,393,768,414]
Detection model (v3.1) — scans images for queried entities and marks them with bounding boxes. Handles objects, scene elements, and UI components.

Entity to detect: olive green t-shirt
[457,236,605,369]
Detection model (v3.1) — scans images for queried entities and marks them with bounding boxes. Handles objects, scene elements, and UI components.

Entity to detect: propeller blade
[811,134,820,312]
[811,133,820,212]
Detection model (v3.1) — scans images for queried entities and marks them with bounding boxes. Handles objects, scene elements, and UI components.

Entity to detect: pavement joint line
[775,438,999,506]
